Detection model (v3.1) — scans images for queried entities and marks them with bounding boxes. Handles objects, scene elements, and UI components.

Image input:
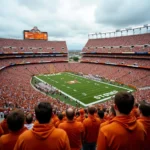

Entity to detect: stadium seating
[0,38,68,53]
[82,33,150,53]
[81,57,149,67]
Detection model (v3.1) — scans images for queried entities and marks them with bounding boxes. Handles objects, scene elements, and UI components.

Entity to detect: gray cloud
[95,0,150,28]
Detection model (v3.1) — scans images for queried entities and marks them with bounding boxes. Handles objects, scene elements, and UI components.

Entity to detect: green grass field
[35,72,134,106]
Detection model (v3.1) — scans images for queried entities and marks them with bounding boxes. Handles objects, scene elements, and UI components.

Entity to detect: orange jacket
[0,127,27,150]
[14,122,70,150]
[83,114,100,143]
[138,116,150,150]
[59,120,84,150]
[97,115,146,150]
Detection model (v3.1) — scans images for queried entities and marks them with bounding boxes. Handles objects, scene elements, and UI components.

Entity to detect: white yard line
[35,73,133,107]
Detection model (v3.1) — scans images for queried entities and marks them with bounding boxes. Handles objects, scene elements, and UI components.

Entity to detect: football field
[35,72,134,106]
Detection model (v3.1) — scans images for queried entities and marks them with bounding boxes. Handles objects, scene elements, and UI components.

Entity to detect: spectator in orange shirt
[14,102,70,150]
[76,109,85,123]
[131,103,139,118]
[97,110,105,124]
[0,109,27,150]
[52,109,59,125]
[101,105,116,128]
[83,105,100,150]
[138,101,150,150]
[59,108,84,150]
[97,92,146,150]
[0,112,9,135]
[24,114,34,130]
[55,113,64,128]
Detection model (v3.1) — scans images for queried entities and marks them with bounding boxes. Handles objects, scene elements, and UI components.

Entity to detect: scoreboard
[23,27,48,40]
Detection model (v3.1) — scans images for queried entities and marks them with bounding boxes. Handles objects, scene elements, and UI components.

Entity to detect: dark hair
[58,113,63,120]
[84,108,88,114]
[88,106,95,115]
[110,105,116,116]
[114,92,134,115]
[7,109,24,132]
[4,112,8,119]
[66,109,75,120]
[26,114,33,124]
[35,102,52,124]
[76,111,80,117]
[139,101,150,117]
[98,110,104,119]
[134,103,139,108]
[53,109,57,115]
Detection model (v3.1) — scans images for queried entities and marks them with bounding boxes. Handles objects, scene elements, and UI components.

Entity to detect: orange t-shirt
[55,120,64,128]
[14,122,70,150]
[83,114,100,143]
[0,127,27,150]
[138,116,150,150]
[131,108,139,118]
[52,115,59,125]
[0,119,9,135]
[59,120,84,150]
[76,115,85,123]
[97,115,146,150]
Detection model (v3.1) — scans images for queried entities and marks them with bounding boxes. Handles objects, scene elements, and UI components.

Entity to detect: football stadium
[0,0,150,149]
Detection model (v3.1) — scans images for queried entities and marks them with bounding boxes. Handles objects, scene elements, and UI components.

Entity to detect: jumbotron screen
[24,31,48,40]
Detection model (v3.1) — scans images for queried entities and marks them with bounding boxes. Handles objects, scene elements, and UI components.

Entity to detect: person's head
[58,113,64,121]
[88,105,96,115]
[76,111,80,117]
[35,102,52,124]
[79,109,85,115]
[134,103,139,108]
[109,105,116,117]
[84,108,88,114]
[114,91,134,115]
[139,101,150,117]
[98,110,104,119]
[26,114,33,124]
[53,109,57,115]
[66,108,75,120]
[7,109,24,132]
[4,112,8,119]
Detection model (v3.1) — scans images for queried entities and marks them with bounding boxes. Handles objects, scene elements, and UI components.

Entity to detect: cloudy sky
[0,0,150,50]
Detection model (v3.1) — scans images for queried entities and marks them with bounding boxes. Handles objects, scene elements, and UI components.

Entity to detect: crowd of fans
[0,91,150,150]
[81,57,150,67]
[0,57,68,68]
[0,38,68,53]
[83,33,150,53]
